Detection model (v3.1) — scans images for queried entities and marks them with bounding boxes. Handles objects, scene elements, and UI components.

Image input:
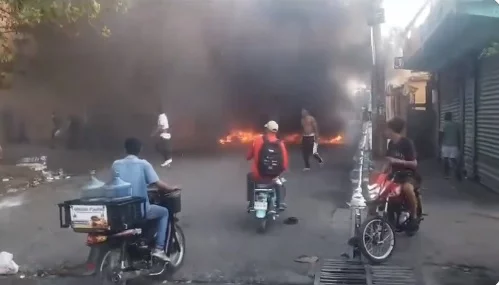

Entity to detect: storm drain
[367,265,417,285]
[315,259,418,285]
[315,259,367,285]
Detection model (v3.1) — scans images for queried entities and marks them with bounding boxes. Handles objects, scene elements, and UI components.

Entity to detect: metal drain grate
[367,265,417,285]
[315,260,419,285]
[315,259,367,285]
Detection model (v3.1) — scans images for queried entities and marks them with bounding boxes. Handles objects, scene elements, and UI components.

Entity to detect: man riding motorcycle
[246,120,289,214]
[111,137,180,261]
[382,117,421,230]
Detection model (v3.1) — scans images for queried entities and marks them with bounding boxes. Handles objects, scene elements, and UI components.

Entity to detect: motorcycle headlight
[368,184,381,200]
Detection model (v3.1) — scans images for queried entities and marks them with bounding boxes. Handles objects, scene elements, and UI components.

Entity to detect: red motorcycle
[357,171,423,264]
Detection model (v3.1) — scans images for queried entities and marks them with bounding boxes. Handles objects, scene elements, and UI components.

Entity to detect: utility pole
[368,0,386,159]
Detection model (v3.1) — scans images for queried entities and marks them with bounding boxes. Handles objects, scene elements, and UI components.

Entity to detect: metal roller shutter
[439,71,461,133]
[463,76,476,178]
[477,55,499,192]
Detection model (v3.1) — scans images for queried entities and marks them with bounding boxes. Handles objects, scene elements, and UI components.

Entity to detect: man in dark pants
[151,108,172,167]
[301,109,324,171]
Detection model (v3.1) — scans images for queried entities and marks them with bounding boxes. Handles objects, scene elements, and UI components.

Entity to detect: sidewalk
[389,160,499,284]
[0,145,118,274]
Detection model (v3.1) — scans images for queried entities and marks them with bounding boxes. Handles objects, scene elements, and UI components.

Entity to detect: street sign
[394,57,404,69]
[367,8,385,26]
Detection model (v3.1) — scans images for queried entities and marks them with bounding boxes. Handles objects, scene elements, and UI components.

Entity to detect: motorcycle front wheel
[168,224,186,271]
[357,216,396,264]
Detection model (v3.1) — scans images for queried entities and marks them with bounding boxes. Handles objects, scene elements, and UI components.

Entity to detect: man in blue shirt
[112,137,179,261]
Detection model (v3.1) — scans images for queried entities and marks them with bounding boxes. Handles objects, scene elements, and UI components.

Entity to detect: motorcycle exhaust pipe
[148,263,168,276]
[113,270,142,282]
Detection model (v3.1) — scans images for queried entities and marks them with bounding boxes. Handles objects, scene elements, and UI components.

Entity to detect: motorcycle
[357,171,423,264]
[250,177,286,233]
[82,189,185,284]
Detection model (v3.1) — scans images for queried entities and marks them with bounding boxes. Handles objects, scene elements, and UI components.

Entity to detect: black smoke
[10,0,372,149]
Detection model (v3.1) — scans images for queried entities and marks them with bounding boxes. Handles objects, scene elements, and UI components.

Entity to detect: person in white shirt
[152,108,172,167]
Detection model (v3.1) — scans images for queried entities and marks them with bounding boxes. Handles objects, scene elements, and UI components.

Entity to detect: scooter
[250,177,286,233]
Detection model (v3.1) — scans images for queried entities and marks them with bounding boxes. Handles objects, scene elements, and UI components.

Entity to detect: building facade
[402,0,499,192]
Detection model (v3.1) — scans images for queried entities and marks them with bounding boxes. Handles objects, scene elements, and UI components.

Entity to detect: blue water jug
[80,170,106,199]
[104,171,132,199]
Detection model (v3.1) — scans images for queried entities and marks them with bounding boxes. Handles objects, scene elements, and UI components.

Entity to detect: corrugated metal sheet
[463,76,476,178]
[477,55,499,192]
[439,70,461,132]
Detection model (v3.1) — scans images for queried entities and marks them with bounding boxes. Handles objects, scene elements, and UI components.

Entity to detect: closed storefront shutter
[463,76,476,178]
[477,55,499,192]
[439,70,461,134]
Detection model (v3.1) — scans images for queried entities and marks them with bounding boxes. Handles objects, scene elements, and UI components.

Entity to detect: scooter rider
[383,117,421,230]
[112,137,180,261]
[246,120,289,213]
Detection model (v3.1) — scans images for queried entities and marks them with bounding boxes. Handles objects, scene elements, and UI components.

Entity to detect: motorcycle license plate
[254,201,268,210]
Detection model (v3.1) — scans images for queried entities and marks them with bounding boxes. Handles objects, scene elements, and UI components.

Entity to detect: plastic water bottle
[81,170,105,199]
[104,171,132,199]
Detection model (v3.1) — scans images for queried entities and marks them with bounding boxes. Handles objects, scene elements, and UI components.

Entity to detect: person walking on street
[51,111,62,149]
[440,112,461,180]
[152,108,173,167]
[301,109,324,171]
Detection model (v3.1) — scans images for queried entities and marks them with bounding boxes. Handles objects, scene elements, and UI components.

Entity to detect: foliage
[0,0,128,69]
[479,42,499,59]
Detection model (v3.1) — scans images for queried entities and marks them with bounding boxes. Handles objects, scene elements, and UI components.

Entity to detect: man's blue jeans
[147,205,169,250]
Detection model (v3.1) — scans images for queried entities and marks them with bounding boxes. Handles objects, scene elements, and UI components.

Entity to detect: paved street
[0,146,355,285]
[2,146,499,285]
[382,161,499,285]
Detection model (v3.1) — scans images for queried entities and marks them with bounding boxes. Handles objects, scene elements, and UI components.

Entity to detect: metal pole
[370,0,386,159]
[346,0,381,260]
[348,120,370,260]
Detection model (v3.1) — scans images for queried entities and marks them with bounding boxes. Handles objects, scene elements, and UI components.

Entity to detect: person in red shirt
[246,120,289,213]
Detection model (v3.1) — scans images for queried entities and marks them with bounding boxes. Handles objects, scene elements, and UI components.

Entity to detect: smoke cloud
[6,0,372,148]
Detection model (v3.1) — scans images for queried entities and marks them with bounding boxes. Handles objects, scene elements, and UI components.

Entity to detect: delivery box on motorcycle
[58,196,147,233]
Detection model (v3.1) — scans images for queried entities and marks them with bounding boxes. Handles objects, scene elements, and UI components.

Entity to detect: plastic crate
[58,197,146,233]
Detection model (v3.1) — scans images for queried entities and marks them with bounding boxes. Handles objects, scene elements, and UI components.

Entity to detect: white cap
[264,120,279,132]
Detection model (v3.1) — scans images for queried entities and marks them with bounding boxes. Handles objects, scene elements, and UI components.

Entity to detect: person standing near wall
[152,108,172,167]
[440,112,461,180]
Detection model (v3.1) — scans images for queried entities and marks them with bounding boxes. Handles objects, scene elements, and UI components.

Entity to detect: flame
[218,130,343,145]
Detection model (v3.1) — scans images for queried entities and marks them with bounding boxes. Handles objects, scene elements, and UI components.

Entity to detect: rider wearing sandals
[383,117,420,231]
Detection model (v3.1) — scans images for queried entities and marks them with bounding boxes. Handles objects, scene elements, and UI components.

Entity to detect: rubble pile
[0,156,71,196]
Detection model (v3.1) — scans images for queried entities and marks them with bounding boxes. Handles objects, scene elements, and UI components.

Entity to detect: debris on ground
[284,217,299,225]
[0,156,72,195]
[0,251,19,275]
[294,255,319,264]
[16,156,48,172]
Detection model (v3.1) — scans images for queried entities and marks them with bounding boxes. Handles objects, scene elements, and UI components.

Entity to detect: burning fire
[218,130,343,145]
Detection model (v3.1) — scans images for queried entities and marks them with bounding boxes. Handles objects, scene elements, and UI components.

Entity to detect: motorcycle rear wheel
[98,248,128,285]
[357,216,396,264]
[405,197,423,237]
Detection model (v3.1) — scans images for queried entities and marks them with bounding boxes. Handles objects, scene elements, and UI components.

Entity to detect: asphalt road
[0,145,356,285]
